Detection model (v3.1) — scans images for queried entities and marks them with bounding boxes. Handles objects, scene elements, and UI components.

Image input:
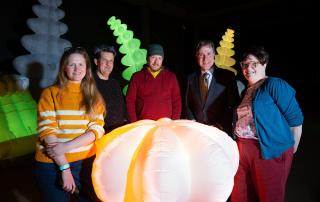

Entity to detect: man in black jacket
[93,44,128,132]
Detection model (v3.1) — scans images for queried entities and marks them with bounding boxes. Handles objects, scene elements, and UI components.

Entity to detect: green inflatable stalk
[107,16,147,95]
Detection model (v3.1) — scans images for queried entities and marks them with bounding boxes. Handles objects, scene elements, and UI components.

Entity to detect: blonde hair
[57,47,105,117]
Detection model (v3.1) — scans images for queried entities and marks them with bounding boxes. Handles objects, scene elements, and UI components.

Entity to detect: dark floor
[0,118,319,202]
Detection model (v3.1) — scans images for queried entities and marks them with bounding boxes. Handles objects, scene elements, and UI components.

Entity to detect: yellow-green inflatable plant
[215,28,237,75]
[107,16,147,95]
[0,75,37,160]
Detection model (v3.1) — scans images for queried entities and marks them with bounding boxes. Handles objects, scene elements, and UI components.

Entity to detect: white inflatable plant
[13,0,71,88]
[93,118,239,202]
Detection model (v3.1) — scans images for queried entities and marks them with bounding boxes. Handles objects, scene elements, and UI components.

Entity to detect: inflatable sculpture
[215,28,237,75]
[13,0,72,89]
[215,28,245,94]
[92,118,239,202]
[107,16,147,95]
[0,75,37,160]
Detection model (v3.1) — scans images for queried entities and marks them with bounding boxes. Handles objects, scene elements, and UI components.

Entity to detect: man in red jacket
[126,43,182,122]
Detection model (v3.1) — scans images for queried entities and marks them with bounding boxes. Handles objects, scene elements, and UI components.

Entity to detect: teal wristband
[59,163,70,171]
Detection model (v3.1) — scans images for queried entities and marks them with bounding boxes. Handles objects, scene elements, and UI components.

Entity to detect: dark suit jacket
[184,67,240,135]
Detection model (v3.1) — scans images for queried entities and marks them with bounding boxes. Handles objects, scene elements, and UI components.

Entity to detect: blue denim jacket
[253,77,304,159]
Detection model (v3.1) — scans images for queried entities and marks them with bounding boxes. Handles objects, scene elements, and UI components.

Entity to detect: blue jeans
[34,156,98,202]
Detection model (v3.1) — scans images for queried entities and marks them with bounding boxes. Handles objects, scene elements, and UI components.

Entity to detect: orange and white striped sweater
[35,82,105,163]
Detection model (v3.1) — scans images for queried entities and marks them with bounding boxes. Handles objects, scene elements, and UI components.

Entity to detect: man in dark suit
[184,40,240,136]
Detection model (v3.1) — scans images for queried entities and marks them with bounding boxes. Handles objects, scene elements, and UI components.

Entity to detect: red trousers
[231,138,293,202]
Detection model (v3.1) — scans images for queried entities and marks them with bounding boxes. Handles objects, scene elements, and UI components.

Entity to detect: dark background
[1,0,317,106]
[0,0,318,201]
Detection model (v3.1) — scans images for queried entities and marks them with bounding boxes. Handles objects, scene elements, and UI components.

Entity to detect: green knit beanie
[147,44,164,57]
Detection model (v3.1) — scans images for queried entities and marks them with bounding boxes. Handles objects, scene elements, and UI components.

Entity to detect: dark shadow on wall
[26,62,44,102]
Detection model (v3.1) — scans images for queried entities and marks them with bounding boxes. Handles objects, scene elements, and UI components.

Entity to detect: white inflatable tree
[13,0,71,89]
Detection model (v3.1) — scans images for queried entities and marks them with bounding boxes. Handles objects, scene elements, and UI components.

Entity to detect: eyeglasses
[240,61,260,69]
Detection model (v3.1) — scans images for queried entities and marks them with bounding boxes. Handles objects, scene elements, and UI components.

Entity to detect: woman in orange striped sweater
[34,47,105,202]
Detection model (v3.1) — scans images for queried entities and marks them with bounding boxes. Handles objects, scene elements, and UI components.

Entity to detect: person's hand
[43,136,58,147]
[45,141,58,148]
[61,169,77,193]
[46,142,67,158]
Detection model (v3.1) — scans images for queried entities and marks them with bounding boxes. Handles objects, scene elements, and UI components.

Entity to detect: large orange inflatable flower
[92,118,239,202]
